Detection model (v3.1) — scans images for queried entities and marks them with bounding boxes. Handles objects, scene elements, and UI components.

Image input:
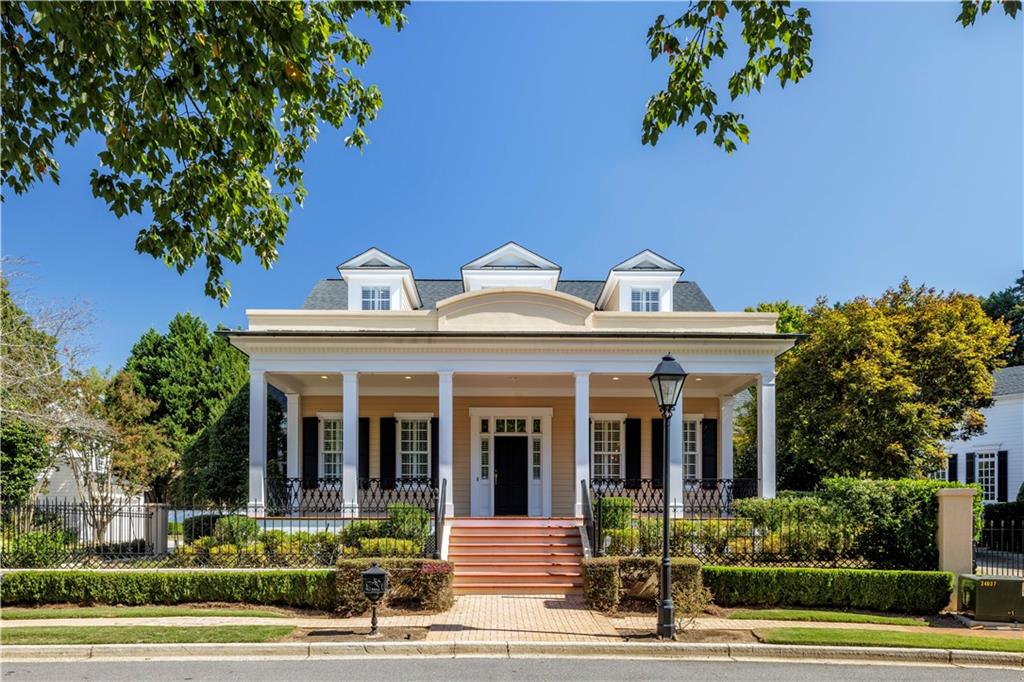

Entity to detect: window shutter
[651,418,664,489]
[965,453,976,485]
[624,418,641,488]
[947,454,958,483]
[301,417,319,489]
[431,417,440,487]
[997,450,1008,502]
[379,417,396,490]
[358,417,370,489]
[701,418,718,489]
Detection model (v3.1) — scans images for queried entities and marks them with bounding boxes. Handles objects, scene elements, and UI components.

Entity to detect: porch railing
[267,477,344,514]
[266,477,439,516]
[589,478,758,515]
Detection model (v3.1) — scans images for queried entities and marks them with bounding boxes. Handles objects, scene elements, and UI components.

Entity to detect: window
[976,452,998,503]
[495,418,527,433]
[399,418,430,479]
[532,438,542,480]
[321,418,343,479]
[591,419,623,479]
[480,438,490,480]
[631,288,660,312]
[683,420,698,480]
[361,286,391,311]
[926,466,948,481]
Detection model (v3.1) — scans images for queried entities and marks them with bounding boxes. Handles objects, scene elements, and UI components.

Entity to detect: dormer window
[631,288,660,312]
[361,286,391,311]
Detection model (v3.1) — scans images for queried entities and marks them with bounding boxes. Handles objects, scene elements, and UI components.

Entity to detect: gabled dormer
[461,242,561,292]
[337,247,422,311]
[596,250,684,312]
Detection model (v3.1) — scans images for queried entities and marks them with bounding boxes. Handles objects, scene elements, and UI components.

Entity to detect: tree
[643,1,1019,152]
[0,418,51,506]
[775,281,1010,489]
[981,271,1024,366]
[2,1,407,304]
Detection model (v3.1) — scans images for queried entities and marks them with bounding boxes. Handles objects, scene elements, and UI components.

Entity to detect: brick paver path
[423,595,619,642]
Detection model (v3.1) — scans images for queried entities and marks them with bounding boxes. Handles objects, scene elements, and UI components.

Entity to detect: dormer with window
[461,242,561,292]
[596,250,684,312]
[337,248,422,311]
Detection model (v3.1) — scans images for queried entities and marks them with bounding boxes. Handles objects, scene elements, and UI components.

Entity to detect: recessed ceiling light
[612,377,620,381]
[320,375,328,380]
[695,377,703,381]
[404,376,412,380]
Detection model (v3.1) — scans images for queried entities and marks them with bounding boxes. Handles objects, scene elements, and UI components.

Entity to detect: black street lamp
[361,562,390,637]
[649,353,687,639]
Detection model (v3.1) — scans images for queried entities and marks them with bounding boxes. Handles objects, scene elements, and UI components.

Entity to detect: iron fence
[589,478,758,515]
[975,518,1023,577]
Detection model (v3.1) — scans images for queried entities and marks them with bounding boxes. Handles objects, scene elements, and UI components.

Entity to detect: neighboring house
[942,365,1024,504]
[37,456,146,543]
[224,243,798,518]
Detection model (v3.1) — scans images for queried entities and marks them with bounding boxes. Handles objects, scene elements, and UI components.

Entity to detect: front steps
[447,518,584,595]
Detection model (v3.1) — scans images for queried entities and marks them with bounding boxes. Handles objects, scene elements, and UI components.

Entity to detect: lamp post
[649,353,687,640]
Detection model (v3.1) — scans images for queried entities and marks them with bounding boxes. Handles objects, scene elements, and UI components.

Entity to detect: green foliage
[334,559,453,616]
[0,417,50,506]
[983,501,1023,523]
[981,271,1024,366]
[957,0,1021,27]
[167,521,184,536]
[0,570,338,610]
[1,2,408,304]
[182,514,223,543]
[339,521,385,546]
[582,557,703,614]
[1,530,71,568]
[702,566,953,615]
[597,497,634,530]
[212,516,260,545]
[385,504,430,545]
[581,558,620,612]
[357,537,421,557]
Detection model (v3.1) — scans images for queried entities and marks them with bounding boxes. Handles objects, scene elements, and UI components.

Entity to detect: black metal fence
[1,486,442,569]
[588,478,870,568]
[975,518,1023,577]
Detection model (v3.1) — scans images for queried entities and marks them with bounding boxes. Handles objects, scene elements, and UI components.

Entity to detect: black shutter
[651,418,664,488]
[965,453,976,484]
[379,417,396,489]
[997,450,1008,502]
[358,417,370,489]
[430,417,440,487]
[624,418,641,488]
[701,418,718,489]
[301,417,318,489]
[947,454,958,483]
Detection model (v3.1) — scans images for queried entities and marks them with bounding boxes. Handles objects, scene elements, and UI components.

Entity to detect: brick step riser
[450,529,580,538]
[447,520,580,529]
[449,539,582,547]
[451,561,581,571]
[454,575,583,586]
[453,586,583,595]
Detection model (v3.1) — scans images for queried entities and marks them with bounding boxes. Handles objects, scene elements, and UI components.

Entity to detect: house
[942,365,1024,504]
[225,243,797,521]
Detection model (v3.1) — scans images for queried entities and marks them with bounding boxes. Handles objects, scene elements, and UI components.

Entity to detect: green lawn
[1,606,286,620]
[0,625,295,646]
[756,627,1024,653]
[729,609,926,627]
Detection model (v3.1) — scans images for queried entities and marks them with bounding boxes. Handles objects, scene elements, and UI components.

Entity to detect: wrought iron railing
[975,518,1023,577]
[267,477,344,514]
[589,478,758,515]
[358,477,437,515]
[581,479,595,555]
[433,478,447,559]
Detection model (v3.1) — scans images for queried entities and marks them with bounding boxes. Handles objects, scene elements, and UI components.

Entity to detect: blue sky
[3,2,1021,370]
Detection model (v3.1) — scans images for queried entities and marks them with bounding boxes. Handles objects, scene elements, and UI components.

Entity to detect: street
[1,658,1019,681]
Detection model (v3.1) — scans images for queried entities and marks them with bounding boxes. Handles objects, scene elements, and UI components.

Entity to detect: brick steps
[448,518,584,595]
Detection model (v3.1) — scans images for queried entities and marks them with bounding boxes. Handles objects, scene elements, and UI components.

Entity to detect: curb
[2,641,1022,667]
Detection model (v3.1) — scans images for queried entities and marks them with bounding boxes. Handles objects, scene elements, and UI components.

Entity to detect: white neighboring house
[942,365,1024,504]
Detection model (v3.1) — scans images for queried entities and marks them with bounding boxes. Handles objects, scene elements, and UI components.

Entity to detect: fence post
[936,488,975,610]
[145,503,169,555]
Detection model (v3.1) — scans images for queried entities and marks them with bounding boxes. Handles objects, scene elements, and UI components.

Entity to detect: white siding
[943,394,1024,503]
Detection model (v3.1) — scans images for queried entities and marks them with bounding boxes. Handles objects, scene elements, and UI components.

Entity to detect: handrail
[580,479,596,557]
[434,478,447,560]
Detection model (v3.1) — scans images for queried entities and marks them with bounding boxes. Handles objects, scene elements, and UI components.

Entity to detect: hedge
[335,559,453,616]
[0,570,338,610]
[703,566,953,615]
[582,557,703,614]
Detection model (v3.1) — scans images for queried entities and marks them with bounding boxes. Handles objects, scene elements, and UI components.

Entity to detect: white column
[342,371,360,515]
[757,372,777,498]
[668,387,683,514]
[720,395,735,480]
[285,393,300,480]
[248,370,267,510]
[438,370,455,517]
[574,371,590,517]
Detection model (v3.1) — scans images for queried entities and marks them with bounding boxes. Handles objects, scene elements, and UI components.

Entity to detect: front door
[494,436,529,516]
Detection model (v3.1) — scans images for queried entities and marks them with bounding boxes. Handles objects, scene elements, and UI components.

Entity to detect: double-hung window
[591,419,623,479]
[321,417,343,479]
[399,418,430,480]
[976,452,998,503]
[631,288,660,312]
[682,420,699,480]
[361,286,391,311]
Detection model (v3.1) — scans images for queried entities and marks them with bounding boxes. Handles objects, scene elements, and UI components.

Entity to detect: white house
[942,365,1024,504]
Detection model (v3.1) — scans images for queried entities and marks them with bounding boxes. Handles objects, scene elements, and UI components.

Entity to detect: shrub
[582,557,703,614]
[340,520,385,546]
[358,537,421,557]
[703,566,953,615]
[0,570,338,610]
[597,497,634,530]
[167,521,184,536]
[301,532,344,565]
[212,516,260,545]
[385,505,430,545]
[334,559,453,616]
[582,558,620,611]
[984,501,1024,523]
[1,531,72,568]
[603,529,639,556]
[182,513,222,543]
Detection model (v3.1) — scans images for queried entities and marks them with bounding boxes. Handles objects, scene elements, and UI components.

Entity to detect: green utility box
[959,574,1023,622]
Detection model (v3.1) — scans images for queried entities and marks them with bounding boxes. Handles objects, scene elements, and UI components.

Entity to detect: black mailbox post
[361,562,390,636]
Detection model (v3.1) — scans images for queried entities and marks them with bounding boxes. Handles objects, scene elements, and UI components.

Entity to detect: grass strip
[728,609,925,627]
[1,606,287,620]
[0,625,294,645]
[755,627,1024,653]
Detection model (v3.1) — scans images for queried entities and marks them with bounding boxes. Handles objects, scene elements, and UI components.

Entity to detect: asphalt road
[1,658,1020,681]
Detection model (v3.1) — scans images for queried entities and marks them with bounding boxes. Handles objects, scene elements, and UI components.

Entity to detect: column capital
[250,368,266,379]
[341,369,360,378]
[759,371,776,387]
[574,370,591,380]
[437,370,455,380]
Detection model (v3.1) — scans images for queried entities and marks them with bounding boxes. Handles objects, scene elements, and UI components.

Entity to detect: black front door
[494,436,529,516]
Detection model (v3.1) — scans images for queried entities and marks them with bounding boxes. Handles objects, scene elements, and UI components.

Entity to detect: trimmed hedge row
[703,566,953,615]
[335,558,453,616]
[582,557,703,614]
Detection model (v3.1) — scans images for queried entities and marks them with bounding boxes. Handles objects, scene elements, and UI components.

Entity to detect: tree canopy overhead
[982,271,1024,367]
[2,1,407,304]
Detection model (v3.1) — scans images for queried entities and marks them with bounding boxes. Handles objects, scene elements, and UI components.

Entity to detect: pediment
[611,249,684,273]
[462,242,560,272]
[337,247,411,271]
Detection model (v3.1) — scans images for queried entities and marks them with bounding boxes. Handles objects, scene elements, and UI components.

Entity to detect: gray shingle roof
[994,365,1024,397]
[302,279,715,312]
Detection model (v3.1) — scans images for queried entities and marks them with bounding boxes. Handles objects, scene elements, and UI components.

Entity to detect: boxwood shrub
[703,566,953,615]
[335,558,453,616]
[582,556,702,613]
[597,497,634,530]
